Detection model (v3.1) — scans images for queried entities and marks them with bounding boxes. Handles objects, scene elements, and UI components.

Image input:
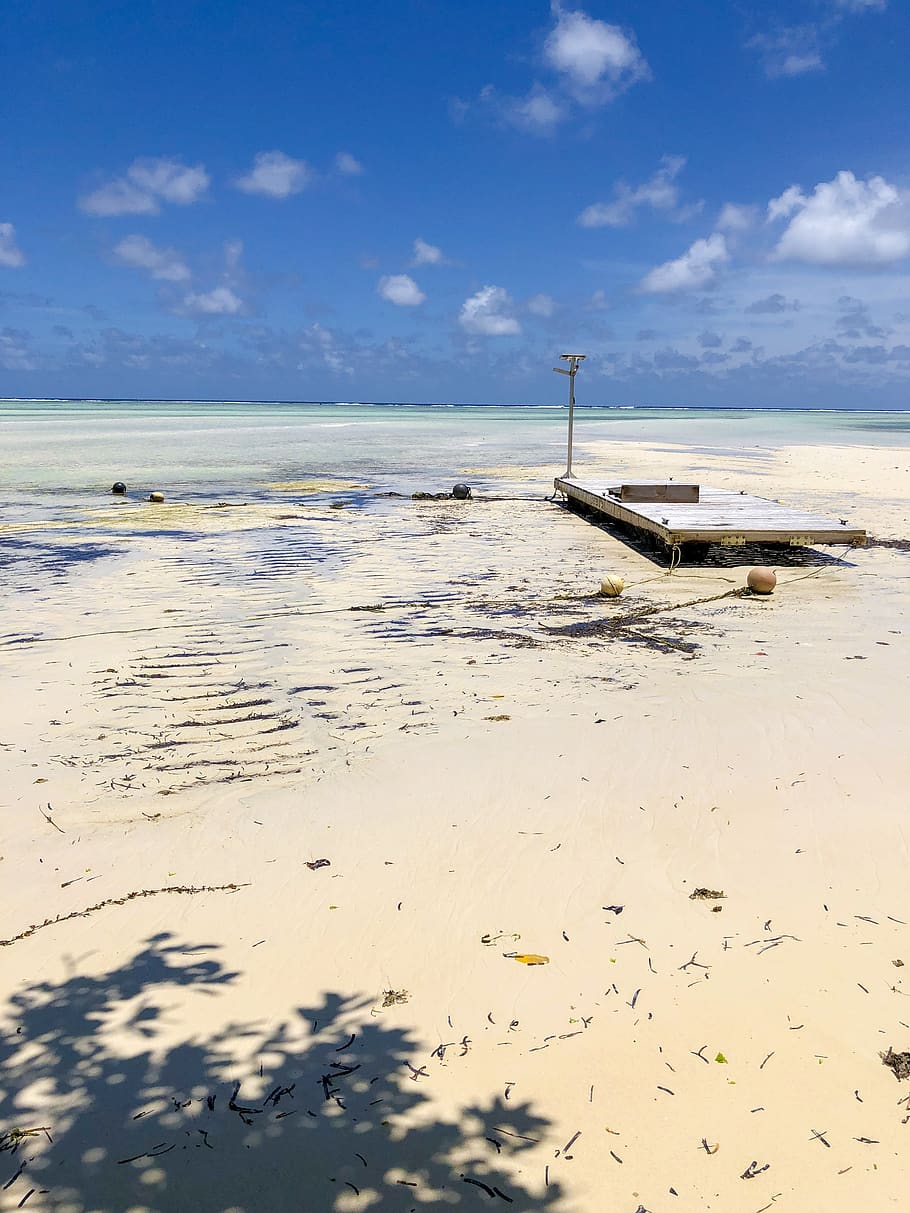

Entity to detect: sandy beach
[2,425,910,1212]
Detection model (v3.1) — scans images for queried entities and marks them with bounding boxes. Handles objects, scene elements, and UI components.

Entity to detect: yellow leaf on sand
[511,953,549,965]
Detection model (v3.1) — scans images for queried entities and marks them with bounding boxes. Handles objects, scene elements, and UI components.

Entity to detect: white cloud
[0,223,25,268]
[476,84,566,135]
[412,237,445,266]
[224,238,243,271]
[183,286,244,315]
[470,5,650,136]
[778,51,823,77]
[716,202,757,232]
[80,180,156,217]
[586,289,610,311]
[833,0,886,10]
[544,6,648,99]
[749,26,823,78]
[528,292,557,317]
[768,171,910,267]
[502,87,566,134]
[745,293,800,314]
[468,6,647,136]
[459,286,521,335]
[127,159,210,205]
[79,158,210,216]
[578,156,686,228]
[639,233,729,293]
[334,151,364,176]
[300,322,353,375]
[767,186,804,223]
[234,151,310,199]
[112,234,191,282]
[377,274,426,306]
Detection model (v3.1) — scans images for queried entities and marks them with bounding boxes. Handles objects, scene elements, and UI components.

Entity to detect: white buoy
[599,575,625,598]
[149,491,165,503]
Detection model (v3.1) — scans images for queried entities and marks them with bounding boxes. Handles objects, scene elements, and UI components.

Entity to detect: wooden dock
[554,476,866,562]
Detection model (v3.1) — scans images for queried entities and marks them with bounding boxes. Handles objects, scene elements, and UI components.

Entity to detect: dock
[554,477,866,563]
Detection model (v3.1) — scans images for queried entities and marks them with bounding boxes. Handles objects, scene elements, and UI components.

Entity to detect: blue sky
[3,0,910,405]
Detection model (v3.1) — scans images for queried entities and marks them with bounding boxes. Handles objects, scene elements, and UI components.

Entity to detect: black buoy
[111,481,127,495]
[452,483,471,500]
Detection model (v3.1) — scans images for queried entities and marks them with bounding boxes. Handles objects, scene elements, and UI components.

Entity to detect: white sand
[2,440,909,1211]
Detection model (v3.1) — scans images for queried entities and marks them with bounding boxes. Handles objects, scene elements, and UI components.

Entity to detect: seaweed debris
[881,1047,910,1081]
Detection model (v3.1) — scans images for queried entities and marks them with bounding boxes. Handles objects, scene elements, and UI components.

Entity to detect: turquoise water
[2,400,910,499]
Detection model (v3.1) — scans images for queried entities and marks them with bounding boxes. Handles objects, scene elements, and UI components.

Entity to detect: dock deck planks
[554,476,866,551]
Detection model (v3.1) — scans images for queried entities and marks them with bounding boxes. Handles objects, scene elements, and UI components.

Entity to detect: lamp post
[553,353,585,478]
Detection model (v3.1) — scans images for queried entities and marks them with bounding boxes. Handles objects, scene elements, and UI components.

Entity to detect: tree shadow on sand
[0,934,564,1212]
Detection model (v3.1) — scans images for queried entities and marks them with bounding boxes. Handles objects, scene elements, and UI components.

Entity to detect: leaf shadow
[1,932,564,1212]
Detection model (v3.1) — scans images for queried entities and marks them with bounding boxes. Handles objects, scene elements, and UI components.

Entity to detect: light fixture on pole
[553,353,585,478]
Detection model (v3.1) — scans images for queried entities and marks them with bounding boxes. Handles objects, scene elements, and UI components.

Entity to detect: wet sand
[1,438,909,1211]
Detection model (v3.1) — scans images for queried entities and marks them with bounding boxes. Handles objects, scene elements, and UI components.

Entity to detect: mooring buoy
[747,566,776,594]
[599,575,625,598]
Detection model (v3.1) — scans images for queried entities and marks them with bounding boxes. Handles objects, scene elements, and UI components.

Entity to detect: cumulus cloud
[653,347,699,370]
[183,285,244,315]
[578,156,688,228]
[234,151,310,199]
[768,170,910,267]
[334,152,364,176]
[412,238,445,267]
[480,84,566,135]
[836,295,887,338]
[128,160,209,205]
[112,235,191,282]
[377,274,426,306]
[0,223,25,268]
[745,293,800,314]
[544,6,649,100]
[459,286,521,336]
[466,5,647,136]
[639,233,729,293]
[300,322,353,375]
[79,158,210,216]
[515,87,567,133]
[716,203,757,232]
[528,292,557,317]
[748,26,823,78]
[178,239,247,314]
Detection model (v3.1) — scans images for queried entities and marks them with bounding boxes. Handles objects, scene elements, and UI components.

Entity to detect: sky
[3,0,910,406]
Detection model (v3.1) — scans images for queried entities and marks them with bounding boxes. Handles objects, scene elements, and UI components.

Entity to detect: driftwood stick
[37,803,65,834]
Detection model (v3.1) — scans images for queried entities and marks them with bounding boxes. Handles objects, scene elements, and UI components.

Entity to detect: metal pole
[553,353,585,479]
[566,364,576,478]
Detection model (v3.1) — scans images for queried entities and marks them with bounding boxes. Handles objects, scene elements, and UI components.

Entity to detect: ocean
[3,400,910,505]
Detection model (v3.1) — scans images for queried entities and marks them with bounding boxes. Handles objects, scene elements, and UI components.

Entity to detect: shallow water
[2,401,909,505]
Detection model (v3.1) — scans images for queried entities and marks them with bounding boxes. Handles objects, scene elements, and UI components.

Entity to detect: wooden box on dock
[609,483,701,503]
